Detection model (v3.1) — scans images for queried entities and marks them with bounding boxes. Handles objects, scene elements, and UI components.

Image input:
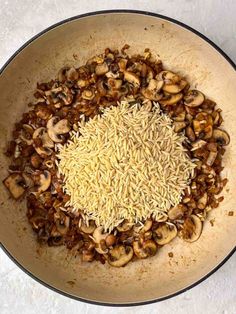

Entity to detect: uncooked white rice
[57,101,196,231]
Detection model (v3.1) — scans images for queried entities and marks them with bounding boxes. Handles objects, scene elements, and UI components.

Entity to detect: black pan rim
[0,9,236,307]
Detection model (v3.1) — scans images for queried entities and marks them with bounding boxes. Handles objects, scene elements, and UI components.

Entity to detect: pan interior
[0,12,236,304]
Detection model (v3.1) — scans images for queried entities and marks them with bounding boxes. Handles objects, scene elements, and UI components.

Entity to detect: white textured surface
[0,1,236,313]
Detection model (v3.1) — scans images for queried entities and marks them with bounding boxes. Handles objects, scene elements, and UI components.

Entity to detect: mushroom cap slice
[173,121,186,133]
[80,220,96,234]
[93,226,108,254]
[213,128,230,146]
[168,204,187,220]
[133,240,157,259]
[3,174,25,199]
[155,223,177,245]
[108,245,133,267]
[117,220,133,232]
[157,70,180,83]
[123,71,140,87]
[134,219,152,233]
[184,90,205,107]
[141,79,164,101]
[163,79,188,94]
[159,93,183,106]
[37,170,51,193]
[180,215,202,242]
[33,127,54,156]
[47,117,70,143]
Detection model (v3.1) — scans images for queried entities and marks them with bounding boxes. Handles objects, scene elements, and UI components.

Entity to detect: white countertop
[0,1,236,313]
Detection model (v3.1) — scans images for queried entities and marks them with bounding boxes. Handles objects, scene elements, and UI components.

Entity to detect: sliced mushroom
[134,219,152,233]
[206,151,218,166]
[184,90,205,107]
[133,240,157,259]
[93,227,108,254]
[95,63,109,76]
[193,112,213,139]
[141,79,163,101]
[3,173,26,199]
[58,67,79,82]
[37,170,51,193]
[159,93,183,106]
[105,234,116,247]
[174,111,186,122]
[198,192,208,210]
[108,245,133,267]
[174,121,186,132]
[168,204,187,220]
[180,215,202,242]
[118,58,128,72]
[191,139,207,151]
[123,71,140,87]
[158,71,187,94]
[20,124,34,145]
[163,79,187,94]
[213,129,230,146]
[157,70,181,83]
[81,89,95,100]
[155,223,177,245]
[186,126,196,142]
[55,215,70,235]
[47,117,70,143]
[117,220,133,232]
[22,173,34,188]
[33,127,54,156]
[80,220,96,234]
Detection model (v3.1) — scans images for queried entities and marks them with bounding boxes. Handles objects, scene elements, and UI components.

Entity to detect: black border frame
[0,9,235,307]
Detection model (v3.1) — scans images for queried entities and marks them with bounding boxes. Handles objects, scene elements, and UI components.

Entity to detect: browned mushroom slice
[193,112,213,139]
[168,204,187,220]
[37,170,51,193]
[173,121,186,133]
[180,215,202,242]
[141,79,163,101]
[184,90,205,107]
[58,67,78,82]
[191,139,207,151]
[213,129,230,146]
[206,151,218,166]
[117,220,133,232]
[163,79,188,94]
[55,215,70,235]
[108,245,133,267]
[158,71,187,94]
[157,70,180,83]
[174,111,186,122]
[186,126,196,142]
[47,117,70,143]
[3,173,26,199]
[155,223,177,245]
[81,89,95,100]
[134,219,152,233]
[159,93,183,106]
[133,240,157,259]
[198,192,208,210]
[105,234,117,247]
[93,227,108,254]
[33,127,54,156]
[79,220,96,234]
[118,58,128,72]
[20,124,34,145]
[123,71,140,87]
[95,63,109,76]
